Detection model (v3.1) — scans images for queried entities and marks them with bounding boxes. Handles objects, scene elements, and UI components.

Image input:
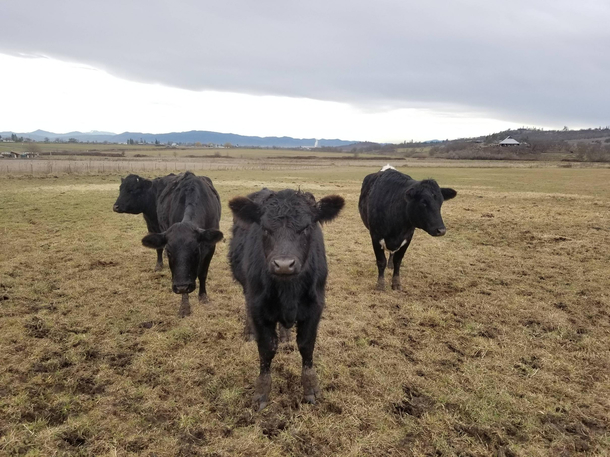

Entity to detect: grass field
[1,165,609,456]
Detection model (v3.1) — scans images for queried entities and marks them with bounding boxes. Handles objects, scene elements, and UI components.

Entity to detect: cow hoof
[178,307,192,318]
[376,280,386,291]
[254,373,272,411]
[303,394,317,405]
[244,332,255,342]
[257,400,269,411]
[391,281,402,291]
[301,367,320,405]
[154,263,163,272]
[199,294,209,304]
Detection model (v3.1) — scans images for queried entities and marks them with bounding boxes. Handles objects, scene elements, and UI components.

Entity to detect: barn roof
[499,136,520,145]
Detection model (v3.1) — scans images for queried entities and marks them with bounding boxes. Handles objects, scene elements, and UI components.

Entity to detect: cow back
[157,172,221,231]
[360,169,414,234]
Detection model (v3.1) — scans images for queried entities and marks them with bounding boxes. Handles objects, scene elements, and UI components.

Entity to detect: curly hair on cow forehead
[260,189,317,224]
[409,179,442,195]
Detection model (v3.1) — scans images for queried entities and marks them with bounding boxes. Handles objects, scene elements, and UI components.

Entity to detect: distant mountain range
[0,129,356,148]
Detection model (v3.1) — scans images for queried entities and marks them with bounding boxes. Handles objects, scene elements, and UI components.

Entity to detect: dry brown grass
[1,166,609,456]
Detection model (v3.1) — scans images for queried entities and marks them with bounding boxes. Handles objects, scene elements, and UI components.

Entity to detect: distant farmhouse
[0,152,18,158]
[0,151,38,159]
[499,136,520,146]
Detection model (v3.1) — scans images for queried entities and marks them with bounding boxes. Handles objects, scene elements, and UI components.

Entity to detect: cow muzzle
[270,257,299,276]
[113,204,122,213]
[172,283,196,294]
[432,227,446,237]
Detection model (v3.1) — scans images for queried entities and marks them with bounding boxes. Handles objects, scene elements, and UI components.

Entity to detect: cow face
[142,223,223,293]
[230,190,344,278]
[113,175,152,213]
[405,180,457,236]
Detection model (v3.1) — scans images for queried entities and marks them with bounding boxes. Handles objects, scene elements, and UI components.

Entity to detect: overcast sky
[1,0,608,142]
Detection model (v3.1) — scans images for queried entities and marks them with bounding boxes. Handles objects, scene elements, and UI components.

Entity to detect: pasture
[0,165,609,456]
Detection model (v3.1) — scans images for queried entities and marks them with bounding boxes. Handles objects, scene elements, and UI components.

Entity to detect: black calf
[113,173,176,270]
[228,189,344,409]
[141,172,223,317]
[359,166,457,291]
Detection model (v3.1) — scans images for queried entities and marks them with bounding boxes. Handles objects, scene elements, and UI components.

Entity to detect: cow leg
[253,319,277,411]
[297,312,322,404]
[197,244,215,304]
[244,306,255,341]
[278,324,292,343]
[372,236,387,290]
[387,253,394,271]
[155,248,164,271]
[179,293,191,318]
[391,236,412,291]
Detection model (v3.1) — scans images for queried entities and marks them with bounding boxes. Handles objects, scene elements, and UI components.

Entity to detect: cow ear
[142,179,152,190]
[196,228,224,244]
[404,187,417,202]
[121,177,124,183]
[316,195,345,223]
[229,197,261,224]
[441,188,457,201]
[142,232,167,249]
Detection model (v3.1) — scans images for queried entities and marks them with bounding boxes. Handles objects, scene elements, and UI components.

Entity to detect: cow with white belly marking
[358,165,457,291]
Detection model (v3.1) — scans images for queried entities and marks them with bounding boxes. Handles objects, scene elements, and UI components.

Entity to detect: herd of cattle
[112,166,457,410]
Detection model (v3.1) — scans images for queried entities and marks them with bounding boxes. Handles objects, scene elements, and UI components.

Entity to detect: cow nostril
[272,258,298,275]
[113,205,119,212]
[173,284,193,294]
[437,227,446,236]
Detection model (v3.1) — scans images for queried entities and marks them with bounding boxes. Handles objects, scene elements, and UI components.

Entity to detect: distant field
[1,166,609,456]
[0,142,375,159]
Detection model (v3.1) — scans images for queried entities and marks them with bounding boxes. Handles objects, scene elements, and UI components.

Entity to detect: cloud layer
[1,0,609,127]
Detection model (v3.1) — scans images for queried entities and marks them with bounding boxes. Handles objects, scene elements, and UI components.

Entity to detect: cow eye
[263,228,272,237]
[299,226,310,235]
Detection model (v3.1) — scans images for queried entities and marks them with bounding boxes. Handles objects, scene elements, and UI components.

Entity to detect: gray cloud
[2,0,609,127]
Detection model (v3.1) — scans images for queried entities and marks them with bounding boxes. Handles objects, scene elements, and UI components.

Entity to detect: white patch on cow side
[380,164,395,172]
[379,238,407,254]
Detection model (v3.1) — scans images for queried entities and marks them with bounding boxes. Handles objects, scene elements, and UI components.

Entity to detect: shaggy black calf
[228,189,344,410]
[113,173,176,270]
[359,165,457,291]
[141,172,223,317]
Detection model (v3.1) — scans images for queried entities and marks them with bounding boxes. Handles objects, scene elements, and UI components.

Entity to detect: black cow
[141,172,223,317]
[113,173,176,271]
[359,165,457,291]
[228,189,344,410]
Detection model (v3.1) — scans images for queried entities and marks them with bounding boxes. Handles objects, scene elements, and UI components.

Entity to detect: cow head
[229,190,344,278]
[113,174,153,214]
[405,180,457,236]
[142,223,223,293]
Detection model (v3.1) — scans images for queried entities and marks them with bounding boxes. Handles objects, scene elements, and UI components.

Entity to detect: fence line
[0,159,342,175]
[0,158,580,176]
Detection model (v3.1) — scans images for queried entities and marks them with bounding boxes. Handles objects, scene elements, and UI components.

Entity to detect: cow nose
[435,227,447,236]
[113,204,120,212]
[272,258,297,275]
[173,283,195,294]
